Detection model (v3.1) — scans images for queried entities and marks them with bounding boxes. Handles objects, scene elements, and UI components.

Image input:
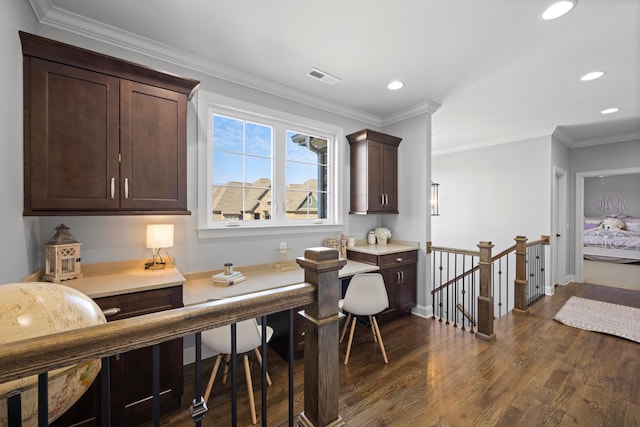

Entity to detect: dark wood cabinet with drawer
[51,286,183,427]
[346,249,417,324]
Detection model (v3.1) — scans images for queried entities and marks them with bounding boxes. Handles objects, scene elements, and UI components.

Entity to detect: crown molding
[382,100,441,127]
[569,131,640,149]
[551,127,573,147]
[28,0,382,127]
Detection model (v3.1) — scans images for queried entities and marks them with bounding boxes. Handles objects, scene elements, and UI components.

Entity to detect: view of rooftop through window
[211,114,328,222]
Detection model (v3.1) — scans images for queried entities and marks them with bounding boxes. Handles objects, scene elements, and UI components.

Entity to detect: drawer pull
[396,257,403,262]
[102,307,122,317]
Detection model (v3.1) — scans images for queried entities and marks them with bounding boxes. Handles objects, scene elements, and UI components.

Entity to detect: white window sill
[197,223,344,239]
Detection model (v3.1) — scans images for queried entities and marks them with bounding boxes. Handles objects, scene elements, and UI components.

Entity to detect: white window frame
[197,90,344,238]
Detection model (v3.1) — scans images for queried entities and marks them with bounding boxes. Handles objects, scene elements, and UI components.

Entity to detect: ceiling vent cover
[306,68,341,85]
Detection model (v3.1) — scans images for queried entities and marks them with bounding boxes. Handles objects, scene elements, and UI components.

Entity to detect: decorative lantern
[43,224,83,283]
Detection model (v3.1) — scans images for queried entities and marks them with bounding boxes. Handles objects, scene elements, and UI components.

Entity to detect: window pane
[287,131,311,162]
[211,114,274,222]
[246,122,272,156]
[246,156,272,184]
[213,152,243,186]
[246,182,272,220]
[213,115,243,152]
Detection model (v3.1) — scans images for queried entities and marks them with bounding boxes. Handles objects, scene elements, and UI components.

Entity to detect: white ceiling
[32,0,640,154]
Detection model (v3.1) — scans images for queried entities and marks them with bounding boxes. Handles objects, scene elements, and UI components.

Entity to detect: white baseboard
[412,304,433,319]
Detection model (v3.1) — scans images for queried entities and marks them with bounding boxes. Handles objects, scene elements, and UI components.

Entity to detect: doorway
[552,167,567,289]
[575,167,640,283]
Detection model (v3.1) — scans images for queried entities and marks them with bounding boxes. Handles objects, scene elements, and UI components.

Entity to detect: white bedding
[583,229,640,262]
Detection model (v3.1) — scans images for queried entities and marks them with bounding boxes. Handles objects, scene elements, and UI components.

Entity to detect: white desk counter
[183,259,378,306]
[57,266,186,299]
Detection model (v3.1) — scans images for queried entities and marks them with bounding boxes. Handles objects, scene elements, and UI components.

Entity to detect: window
[197,91,343,237]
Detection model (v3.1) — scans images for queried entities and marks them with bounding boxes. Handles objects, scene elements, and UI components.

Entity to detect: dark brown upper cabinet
[347,129,402,214]
[20,31,200,216]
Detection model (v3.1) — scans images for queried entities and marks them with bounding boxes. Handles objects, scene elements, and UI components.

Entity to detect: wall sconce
[145,224,174,270]
[431,181,440,216]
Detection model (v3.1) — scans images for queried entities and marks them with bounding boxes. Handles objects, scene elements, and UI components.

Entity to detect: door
[553,167,567,288]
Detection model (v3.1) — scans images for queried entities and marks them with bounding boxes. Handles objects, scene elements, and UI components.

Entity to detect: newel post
[296,247,347,427]
[476,241,496,342]
[513,236,529,313]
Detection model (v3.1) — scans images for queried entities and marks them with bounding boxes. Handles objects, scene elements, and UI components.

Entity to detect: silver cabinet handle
[110,177,115,199]
[102,307,121,317]
[124,178,129,199]
[396,257,403,262]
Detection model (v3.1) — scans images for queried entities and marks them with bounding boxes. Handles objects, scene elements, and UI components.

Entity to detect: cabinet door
[379,268,399,323]
[396,264,417,313]
[96,286,183,426]
[380,142,398,212]
[27,58,120,211]
[366,141,385,212]
[120,80,187,211]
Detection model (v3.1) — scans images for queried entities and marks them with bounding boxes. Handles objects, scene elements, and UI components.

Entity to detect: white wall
[0,0,40,284]
[584,174,640,217]
[432,136,552,253]
[4,5,430,295]
[383,114,432,317]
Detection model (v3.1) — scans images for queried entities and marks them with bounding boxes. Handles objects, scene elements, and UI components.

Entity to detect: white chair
[339,273,389,365]
[201,318,274,425]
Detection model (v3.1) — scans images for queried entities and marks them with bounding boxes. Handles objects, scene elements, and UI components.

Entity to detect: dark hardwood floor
[154,282,640,426]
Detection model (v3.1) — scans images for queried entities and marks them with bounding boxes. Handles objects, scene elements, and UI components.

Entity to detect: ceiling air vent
[306,67,341,85]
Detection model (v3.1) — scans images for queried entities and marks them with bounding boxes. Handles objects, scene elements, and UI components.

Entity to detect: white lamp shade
[146,224,174,249]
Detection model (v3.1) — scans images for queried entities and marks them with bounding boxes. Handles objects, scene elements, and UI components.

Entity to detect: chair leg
[243,354,257,425]
[344,316,357,365]
[371,316,389,364]
[368,315,378,343]
[253,348,272,386]
[340,313,352,343]
[222,354,231,384]
[204,354,222,402]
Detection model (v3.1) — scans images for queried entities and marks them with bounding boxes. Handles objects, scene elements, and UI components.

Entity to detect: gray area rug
[553,296,640,343]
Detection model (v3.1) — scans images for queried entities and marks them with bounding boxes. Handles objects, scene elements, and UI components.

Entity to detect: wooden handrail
[427,243,480,257]
[526,235,550,247]
[429,236,548,295]
[0,283,314,384]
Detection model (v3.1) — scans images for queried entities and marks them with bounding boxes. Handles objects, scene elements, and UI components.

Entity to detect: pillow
[584,223,599,230]
[624,217,640,232]
[584,216,603,225]
[599,217,626,231]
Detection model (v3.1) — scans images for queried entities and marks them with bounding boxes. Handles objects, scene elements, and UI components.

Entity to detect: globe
[0,282,106,426]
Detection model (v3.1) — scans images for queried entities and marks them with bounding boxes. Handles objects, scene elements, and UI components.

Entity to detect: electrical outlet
[280,242,287,253]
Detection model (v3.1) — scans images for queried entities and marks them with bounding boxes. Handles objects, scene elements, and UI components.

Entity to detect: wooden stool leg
[204,354,222,402]
[340,313,351,343]
[222,354,231,384]
[344,317,357,365]
[253,348,272,386]
[368,315,378,342]
[243,354,257,424]
[371,316,388,364]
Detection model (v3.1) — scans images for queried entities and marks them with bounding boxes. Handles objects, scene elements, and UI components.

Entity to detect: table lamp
[145,224,174,270]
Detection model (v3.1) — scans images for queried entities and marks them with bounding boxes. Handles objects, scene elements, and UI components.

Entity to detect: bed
[583,215,640,263]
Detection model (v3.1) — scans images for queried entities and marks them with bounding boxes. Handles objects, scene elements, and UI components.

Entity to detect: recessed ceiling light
[387,80,404,90]
[541,1,577,20]
[580,71,605,81]
[601,107,620,114]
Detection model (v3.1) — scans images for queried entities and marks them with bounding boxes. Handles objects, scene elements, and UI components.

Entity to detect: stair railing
[427,235,549,341]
